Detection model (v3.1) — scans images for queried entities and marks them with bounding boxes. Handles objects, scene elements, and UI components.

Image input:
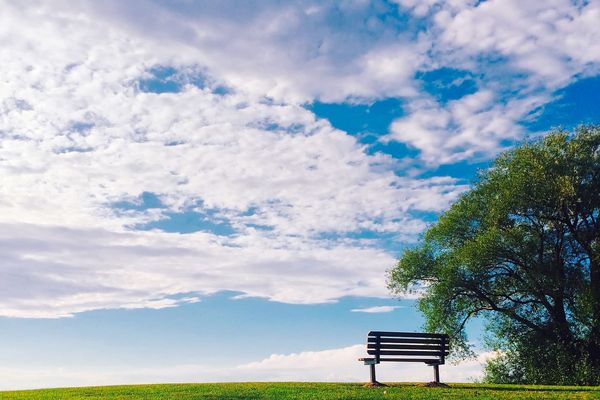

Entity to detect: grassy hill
[1,382,599,399]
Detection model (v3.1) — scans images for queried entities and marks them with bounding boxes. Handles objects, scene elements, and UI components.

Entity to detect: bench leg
[433,364,440,383]
[370,364,377,384]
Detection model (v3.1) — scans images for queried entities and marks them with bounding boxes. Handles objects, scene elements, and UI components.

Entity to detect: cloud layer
[2,0,600,317]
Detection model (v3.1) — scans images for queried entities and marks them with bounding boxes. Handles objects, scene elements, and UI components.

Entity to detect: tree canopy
[388,126,600,385]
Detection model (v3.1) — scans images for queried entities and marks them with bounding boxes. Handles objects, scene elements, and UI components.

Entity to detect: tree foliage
[388,126,600,385]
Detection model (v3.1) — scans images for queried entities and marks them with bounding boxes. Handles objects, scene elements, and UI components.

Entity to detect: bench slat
[378,358,442,363]
[367,344,448,350]
[368,349,450,356]
[367,350,449,356]
[367,337,445,345]
[368,331,448,338]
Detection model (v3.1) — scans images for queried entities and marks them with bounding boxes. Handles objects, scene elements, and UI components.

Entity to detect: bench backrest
[367,331,450,364]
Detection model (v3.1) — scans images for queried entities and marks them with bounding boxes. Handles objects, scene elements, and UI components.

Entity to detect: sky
[1,0,600,390]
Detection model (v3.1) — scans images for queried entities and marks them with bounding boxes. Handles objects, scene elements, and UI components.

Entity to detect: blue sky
[1,0,600,390]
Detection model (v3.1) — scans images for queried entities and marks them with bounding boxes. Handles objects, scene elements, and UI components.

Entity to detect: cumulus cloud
[0,223,402,317]
[350,306,403,313]
[434,0,600,88]
[72,0,427,103]
[0,0,473,317]
[385,0,600,164]
[0,344,494,390]
[2,0,599,318]
[388,90,546,164]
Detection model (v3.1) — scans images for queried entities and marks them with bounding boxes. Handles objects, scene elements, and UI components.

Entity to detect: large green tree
[388,126,600,385]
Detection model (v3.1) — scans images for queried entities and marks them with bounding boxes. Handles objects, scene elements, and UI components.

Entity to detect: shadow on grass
[437,384,598,393]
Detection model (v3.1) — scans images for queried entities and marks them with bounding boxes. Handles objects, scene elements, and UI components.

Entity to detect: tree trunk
[588,259,600,382]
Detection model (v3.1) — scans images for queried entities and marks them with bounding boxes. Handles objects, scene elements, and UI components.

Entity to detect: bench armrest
[358,357,378,365]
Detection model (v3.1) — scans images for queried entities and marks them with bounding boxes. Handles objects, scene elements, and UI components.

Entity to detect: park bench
[358,331,450,385]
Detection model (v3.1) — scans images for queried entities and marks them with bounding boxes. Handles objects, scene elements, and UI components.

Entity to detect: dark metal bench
[358,331,450,385]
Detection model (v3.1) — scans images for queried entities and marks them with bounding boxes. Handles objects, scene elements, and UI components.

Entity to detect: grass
[1,382,600,400]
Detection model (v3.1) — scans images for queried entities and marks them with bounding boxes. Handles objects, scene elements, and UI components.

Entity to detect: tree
[388,125,600,385]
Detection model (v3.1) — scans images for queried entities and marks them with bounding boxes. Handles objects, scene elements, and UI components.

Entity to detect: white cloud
[2,0,599,318]
[0,0,462,234]
[351,305,403,313]
[386,0,600,164]
[70,0,426,103]
[393,0,443,17]
[0,1,473,317]
[388,91,546,164]
[237,345,493,383]
[0,223,400,317]
[433,0,600,88]
[0,344,494,390]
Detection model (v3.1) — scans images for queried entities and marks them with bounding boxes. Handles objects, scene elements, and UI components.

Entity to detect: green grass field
[1,382,599,400]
